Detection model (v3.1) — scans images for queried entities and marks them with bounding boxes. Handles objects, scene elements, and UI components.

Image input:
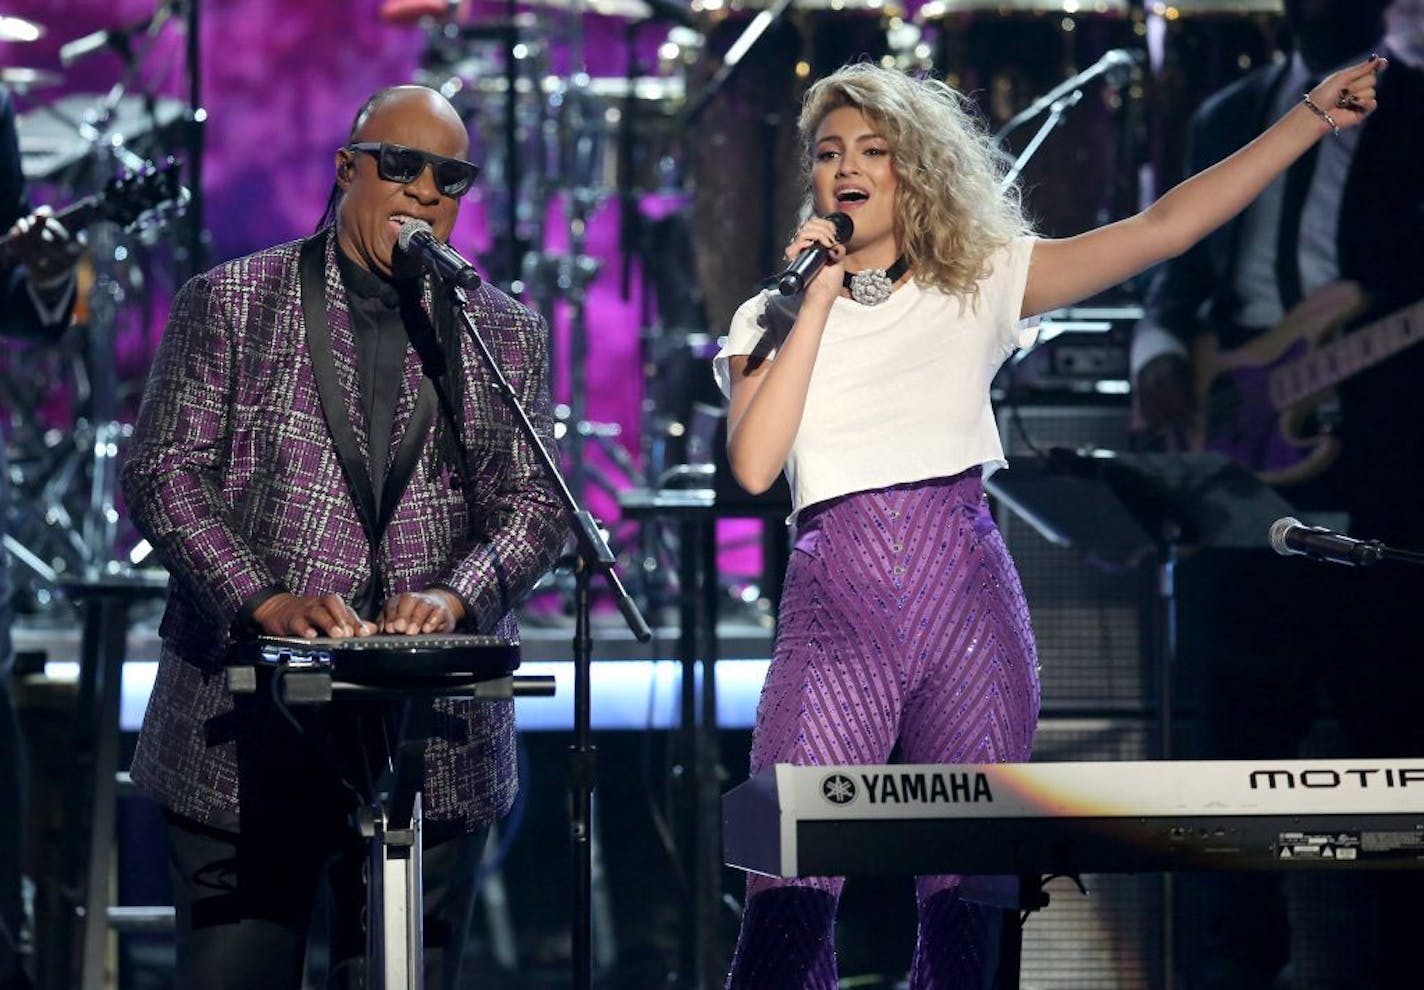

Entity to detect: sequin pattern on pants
[726,470,1041,989]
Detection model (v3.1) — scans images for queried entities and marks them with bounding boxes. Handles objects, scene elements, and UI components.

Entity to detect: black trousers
[166,809,487,990]
[166,697,490,990]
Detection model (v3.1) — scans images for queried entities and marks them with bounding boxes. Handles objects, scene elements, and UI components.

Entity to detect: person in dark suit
[121,85,566,989]
[1,81,81,988]
[1131,2,1424,986]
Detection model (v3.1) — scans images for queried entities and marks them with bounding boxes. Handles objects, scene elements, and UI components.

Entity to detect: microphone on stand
[397,219,482,291]
[59,28,133,66]
[995,48,1144,141]
[59,1,181,67]
[1268,516,1386,567]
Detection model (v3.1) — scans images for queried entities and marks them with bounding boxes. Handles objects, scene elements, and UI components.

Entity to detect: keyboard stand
[365,692,435,990]
[363,793,424,990]
[228,658,555,989]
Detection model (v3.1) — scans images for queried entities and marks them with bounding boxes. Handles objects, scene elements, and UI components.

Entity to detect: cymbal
[383,0,653,20]
[523,0,652,18]
[0,15,44,42]
[379,0,456,24]
[16,93,187,182]
[1,68,62,92]
[1149,0,1283,14]
[918,0,1126,16]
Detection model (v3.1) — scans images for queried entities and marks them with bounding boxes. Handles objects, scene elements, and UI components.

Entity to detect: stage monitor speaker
[994,403,1149,712]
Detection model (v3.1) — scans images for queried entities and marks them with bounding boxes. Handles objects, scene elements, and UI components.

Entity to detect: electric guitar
[1190,280,1424,485]
[0,156,185,269]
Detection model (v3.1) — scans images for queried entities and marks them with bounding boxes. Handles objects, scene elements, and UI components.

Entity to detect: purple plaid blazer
[121,233,566,829]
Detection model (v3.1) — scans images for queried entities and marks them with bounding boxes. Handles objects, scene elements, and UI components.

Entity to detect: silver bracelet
[1301,93,1340,136]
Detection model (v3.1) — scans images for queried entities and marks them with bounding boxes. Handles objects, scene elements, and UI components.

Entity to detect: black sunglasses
[345,142,480,198]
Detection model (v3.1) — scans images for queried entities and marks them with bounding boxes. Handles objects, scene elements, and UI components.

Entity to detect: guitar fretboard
[1269,297,1424,409]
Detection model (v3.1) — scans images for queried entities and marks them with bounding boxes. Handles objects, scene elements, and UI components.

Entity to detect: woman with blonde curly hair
[713,54,1386,988]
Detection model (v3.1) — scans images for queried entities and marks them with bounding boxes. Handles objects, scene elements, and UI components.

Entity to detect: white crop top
[712,237,1038,520]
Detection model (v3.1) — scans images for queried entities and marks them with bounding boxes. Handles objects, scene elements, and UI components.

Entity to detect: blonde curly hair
[799,62,1031,301]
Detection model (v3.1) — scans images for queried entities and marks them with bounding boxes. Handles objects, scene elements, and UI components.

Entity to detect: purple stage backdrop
[2,0,774,587]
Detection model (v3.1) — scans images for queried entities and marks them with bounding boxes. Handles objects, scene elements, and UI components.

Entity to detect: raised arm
[725,216,845,494]
[1021,57,1384,318]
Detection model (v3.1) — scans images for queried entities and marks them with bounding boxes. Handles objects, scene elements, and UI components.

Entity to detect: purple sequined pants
[726,471,1041,989]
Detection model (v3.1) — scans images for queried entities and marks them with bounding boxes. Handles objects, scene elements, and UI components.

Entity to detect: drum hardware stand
[555,77,607,507]
[60,137,173,580]
[413,7,550,291]
[478,13,548,290]
[178,0,208,276]
[668,23,826,981]
[4,4,193,592]
[522,230,606,503]
[2,166,154,588]
[615,23,641,301]
[530,71,643,529]
[678,0,796,131]
[447,278,652,990]
[614,14,680,302]
[498,0,534,288]
[998,90,1084,192]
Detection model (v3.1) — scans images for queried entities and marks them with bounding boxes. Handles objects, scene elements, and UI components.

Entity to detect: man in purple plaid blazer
[121,85,566,988]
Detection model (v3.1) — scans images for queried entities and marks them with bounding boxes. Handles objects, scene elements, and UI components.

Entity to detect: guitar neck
[1271,296,1424,409]
[0,196,103,269]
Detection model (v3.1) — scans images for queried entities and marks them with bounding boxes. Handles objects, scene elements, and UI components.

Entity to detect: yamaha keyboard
[723,760,1424,877]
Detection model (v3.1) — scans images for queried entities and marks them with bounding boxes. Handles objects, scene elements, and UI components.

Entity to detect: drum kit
[2,5,193,607]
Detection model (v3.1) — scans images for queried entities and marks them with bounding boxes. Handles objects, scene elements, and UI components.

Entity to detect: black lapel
[300,230,379,541]
[378,374,437,536]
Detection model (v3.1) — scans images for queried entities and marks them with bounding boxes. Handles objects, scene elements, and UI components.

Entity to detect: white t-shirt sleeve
[712,290,778,398]
[988,236,1039,356]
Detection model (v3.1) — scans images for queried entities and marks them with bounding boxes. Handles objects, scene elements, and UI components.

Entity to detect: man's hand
[378,588,465,635]
[7,206,83,290]
[252,592,376,639]
[1134,353,1197,435]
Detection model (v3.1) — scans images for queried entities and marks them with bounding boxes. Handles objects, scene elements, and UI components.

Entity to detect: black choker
[843,256,910,305]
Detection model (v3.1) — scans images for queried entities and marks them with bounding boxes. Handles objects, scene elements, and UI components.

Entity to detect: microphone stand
[993,52,1140,197]
[447,282,653,990]
[994,52,1136,143]
[679,0,796,129]
[1377,546,1424,566]
[1290,539,1424,568]
[182,0,207,276]
[997,90,1083,192]
[618,17,645,300]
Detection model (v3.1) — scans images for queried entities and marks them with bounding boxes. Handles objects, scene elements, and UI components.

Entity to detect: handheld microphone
[777,212,854,296]
[1268,516,1386,567]
[397,219,482,291]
